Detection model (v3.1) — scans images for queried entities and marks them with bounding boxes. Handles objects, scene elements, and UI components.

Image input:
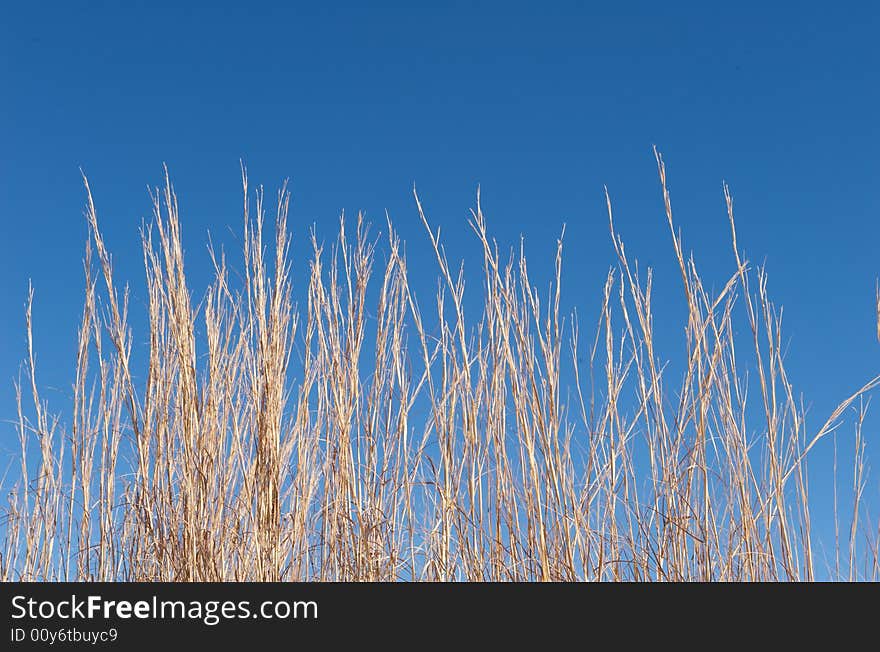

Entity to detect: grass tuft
[3,154,878,581]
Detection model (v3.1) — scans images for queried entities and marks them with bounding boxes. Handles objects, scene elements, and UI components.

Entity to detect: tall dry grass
[3,151,879,581]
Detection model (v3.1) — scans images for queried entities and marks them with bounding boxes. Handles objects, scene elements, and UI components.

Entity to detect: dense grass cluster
[3,152,879,581]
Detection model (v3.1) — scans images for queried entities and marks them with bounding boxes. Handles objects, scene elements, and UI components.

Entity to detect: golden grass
[3,151,878,581]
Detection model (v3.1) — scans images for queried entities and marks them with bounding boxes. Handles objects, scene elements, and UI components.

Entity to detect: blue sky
[2,1,879,571]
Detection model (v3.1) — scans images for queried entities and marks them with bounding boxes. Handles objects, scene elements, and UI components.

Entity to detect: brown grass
[2,151,878,581]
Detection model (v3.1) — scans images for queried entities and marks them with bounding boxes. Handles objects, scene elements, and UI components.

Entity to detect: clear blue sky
[2,1,878,571]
